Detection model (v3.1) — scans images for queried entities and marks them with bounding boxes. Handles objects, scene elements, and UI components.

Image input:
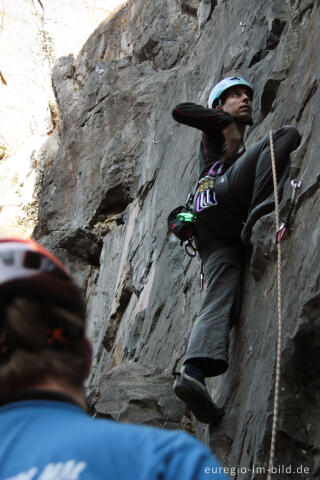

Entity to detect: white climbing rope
[267,130,283,479]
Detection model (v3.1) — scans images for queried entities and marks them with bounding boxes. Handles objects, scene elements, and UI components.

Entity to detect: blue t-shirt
[0,397,229,480]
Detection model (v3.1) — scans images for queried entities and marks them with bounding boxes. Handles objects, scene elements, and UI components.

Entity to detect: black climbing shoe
[241,198,275,245]
[173,366,225,424]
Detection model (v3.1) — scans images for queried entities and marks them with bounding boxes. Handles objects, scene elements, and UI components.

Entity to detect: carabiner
[200,192,208,209]
[290,179,301,203]
[196,194,203,212]
[186,192,194,208]
[276,221,287,243]
[185,241,197,258]
[210,190,218,205]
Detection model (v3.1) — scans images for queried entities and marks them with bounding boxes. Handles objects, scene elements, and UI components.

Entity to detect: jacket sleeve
[172,102,234,135]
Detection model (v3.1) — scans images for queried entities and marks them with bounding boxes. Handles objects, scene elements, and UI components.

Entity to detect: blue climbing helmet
[208,77,254,108]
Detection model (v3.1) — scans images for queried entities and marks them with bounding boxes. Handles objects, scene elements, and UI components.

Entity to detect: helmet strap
[215,99,224,111]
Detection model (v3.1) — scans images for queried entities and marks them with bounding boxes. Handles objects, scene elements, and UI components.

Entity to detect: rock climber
[171,77,301,423]
[0,238,230,479]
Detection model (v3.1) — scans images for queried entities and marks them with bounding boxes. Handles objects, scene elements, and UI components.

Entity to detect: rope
[267,131,283,479]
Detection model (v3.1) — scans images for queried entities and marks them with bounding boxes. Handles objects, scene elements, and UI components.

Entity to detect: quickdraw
[275,179,301,243]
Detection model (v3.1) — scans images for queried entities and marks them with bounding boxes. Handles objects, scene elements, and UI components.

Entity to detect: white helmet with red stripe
[0,238,85,319]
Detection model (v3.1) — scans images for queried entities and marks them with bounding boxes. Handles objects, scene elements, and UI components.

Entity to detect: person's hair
[220,85,253,106]
[0,297,87,401]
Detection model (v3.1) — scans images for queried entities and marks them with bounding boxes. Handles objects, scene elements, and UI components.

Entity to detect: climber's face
[221,86,252,123]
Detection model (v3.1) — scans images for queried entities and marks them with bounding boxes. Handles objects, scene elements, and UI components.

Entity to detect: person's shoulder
[73,416,227,479]
[85,415,206,452]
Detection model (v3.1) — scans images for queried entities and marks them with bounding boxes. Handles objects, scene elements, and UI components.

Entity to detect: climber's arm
[172,103,234,136]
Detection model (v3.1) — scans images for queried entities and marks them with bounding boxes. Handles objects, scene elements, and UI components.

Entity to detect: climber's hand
[222,123,242,158]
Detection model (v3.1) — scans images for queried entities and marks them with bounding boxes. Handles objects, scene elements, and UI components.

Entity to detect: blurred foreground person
[0,238,229,480]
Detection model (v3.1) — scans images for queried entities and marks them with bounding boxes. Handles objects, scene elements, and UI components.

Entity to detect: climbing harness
[168,162,225,289]
[267,131,301,480]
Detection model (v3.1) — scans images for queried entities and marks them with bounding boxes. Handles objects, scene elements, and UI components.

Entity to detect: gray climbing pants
[185,243,243,377]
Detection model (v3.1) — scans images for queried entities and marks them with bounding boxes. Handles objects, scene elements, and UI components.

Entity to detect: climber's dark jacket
[172,103,243,178]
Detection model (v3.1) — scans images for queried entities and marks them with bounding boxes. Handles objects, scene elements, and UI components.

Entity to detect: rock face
[91,363,185,429]
[0,0,124,237]
[36,0,319,476]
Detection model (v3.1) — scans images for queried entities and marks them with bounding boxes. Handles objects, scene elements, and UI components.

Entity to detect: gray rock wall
[0,0,124,237]
[36,0,320,476]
